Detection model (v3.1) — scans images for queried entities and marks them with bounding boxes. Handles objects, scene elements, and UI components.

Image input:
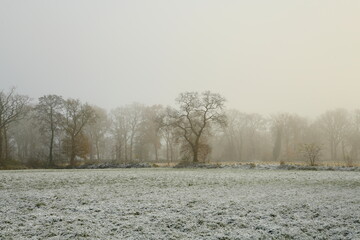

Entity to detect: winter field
[1,168,360,240]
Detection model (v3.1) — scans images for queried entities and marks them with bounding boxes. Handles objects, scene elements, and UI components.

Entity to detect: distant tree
[127,103,144,162]
[343,110,360,166]
[35,95,64,166]
[62,132,91,161]
[0,88,30,165]
[317,109,349,161]
[141,105,164,161]
[168,91,227,163]
[244,113,268,160]
[159,113,179,164]
[222,110,268,162]
[300,143,321,166]
[272,127,282,163]
[271,113,290,164]
[222,110,248,162]
[111,107,130,163]
[86,106,109,162]
[62,99,95,167]
[271,113,308,164]
[11,111,44,165]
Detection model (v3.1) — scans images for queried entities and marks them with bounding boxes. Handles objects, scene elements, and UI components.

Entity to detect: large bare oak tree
[168,91,227,163]
[35,95,63,166]
[0,88,29,165]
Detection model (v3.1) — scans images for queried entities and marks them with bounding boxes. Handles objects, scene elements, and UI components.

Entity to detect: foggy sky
[1,1,359,117]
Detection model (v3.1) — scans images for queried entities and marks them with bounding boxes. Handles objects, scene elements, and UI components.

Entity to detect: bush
[300,143,322,166]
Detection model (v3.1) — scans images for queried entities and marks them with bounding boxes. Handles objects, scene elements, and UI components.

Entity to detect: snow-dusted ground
[1,169,359,240]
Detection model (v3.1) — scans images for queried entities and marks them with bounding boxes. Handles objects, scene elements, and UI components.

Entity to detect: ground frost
[0,169,359,239]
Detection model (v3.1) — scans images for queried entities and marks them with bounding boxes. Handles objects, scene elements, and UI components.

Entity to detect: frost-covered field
[1,169,359,240]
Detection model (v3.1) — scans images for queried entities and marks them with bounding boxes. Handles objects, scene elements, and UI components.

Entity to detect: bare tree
[35,95,63,166]
[222,110,247,162]
[62,99,95,167]
[222,110,268,162]
[317,109,349,161]
[271,113,308,164]
[300,143,321,166]
[159,111,181,164]
[11,111,45,166]
[111,107,130,163]
[271,113,290,164]
[0,88,30,165]
[339,109,360,166]
[141,105,164,162]
[127,103,144,162]
[110,103,146,162]
[86,106,109,162]
[168,91,226,163]
[244,113,268,160]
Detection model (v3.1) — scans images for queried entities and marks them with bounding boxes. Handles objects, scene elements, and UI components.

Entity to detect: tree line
[0,88,359,168]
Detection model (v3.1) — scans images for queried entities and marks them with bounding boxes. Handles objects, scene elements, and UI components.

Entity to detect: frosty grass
[0,168,359,239]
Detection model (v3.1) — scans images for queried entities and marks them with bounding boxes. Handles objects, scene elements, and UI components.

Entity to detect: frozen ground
[0,168,359,240]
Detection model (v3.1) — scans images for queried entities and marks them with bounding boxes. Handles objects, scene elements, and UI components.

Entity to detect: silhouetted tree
[300,143,322,166]
[317,109,349,161]
[35,95,63,166]
[0,88,29,165]
[86,106,109,162]
[168,91,227,163]
[62,99,95,167]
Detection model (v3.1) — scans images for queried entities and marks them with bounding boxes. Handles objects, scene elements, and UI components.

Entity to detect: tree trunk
[49,128,54,166]
[96,141,100,161]
[70,136,76,167]
[124,140,128,163]
[238,135,244,162]
[273,129,282,163]
[193,153,198,163]
[166,140,169,166]
[0,127,3,165]
[116,145,119,162]
[192,144,199,163]
[330,141,334,161]
[334,143,338,161]
[129,136,134,162]
[58,138,61,163]
[154,143,158,162]
[170,142,174,163]
[130,135,134,162]
[350,143,358,161]
[4,127,9,161]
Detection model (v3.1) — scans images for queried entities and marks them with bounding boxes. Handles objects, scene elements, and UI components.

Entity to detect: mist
[1,2,360,239]
[1,1,360,117]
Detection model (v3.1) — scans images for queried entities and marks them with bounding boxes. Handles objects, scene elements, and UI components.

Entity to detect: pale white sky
[1,1,359,117]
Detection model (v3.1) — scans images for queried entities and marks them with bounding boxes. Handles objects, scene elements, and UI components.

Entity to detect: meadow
[1,168,359,239]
